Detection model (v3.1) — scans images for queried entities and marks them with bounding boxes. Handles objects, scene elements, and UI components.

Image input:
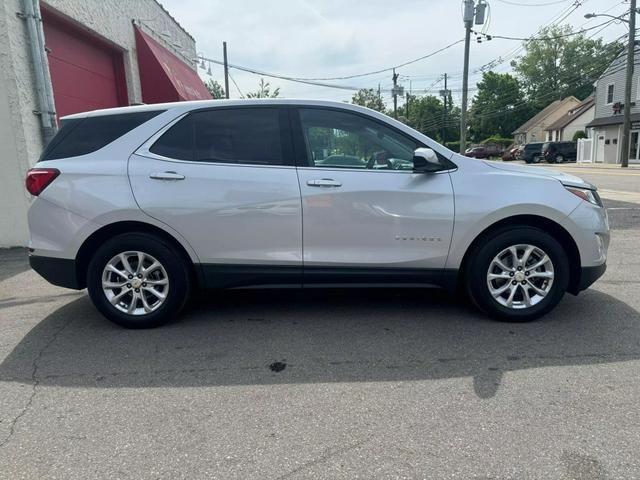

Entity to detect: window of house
[606,83,615,104]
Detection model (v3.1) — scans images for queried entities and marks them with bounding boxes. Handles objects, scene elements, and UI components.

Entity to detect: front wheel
[531,155,541,164]
[87,233,191,328]
[555,154,565,163]
[466,227,569,322]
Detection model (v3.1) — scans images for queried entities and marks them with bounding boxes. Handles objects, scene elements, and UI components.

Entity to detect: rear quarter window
[40,110,164,161]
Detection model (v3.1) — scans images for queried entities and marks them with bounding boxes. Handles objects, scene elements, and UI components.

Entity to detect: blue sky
[160,0,629,105]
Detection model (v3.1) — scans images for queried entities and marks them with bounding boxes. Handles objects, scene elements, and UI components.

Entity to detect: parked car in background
[543,141,577,163]
[521,142,545,163]
[26,99,608,328]
[502,146,520,161]
[465,144,503,159]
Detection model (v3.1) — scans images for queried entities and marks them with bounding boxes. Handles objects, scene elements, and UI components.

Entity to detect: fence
[577,138,593,163]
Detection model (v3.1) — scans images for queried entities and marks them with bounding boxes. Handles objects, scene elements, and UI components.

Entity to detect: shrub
[572,130,587,141]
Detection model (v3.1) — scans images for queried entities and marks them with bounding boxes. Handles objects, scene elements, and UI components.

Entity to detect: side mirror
[412,148,442,173]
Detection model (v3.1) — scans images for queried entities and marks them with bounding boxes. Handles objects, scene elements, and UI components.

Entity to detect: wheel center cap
[514,272,525,282]
[131,278,142,288]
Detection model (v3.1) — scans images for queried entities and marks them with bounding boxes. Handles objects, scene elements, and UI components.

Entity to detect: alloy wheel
[101,251,169,315]
[486,244,554,309]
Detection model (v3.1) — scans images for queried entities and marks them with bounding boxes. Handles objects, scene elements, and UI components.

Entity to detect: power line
[198,39,464,85]
[473,17,618,42]
[496,0,572,6]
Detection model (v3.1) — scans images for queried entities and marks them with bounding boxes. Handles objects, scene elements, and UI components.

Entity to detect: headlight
[564,186,603,207]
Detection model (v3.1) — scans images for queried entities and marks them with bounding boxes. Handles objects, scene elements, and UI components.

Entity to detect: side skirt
[200,264,459,293]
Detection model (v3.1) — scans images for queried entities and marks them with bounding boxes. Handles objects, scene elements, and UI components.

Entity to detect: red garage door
[42,8,128,120]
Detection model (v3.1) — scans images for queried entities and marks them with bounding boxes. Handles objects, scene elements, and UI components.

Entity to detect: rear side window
[149,108,287,166]
[40,110,164,161]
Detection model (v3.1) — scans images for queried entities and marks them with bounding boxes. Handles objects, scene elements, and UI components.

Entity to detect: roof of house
[544,96,595,132]
[512,96,579,135]
[586,112,640,128]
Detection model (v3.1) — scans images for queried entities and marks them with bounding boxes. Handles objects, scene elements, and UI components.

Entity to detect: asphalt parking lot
[1,164,639,479]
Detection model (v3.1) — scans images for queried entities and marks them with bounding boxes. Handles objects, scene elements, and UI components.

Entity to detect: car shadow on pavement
[0,288,638,399]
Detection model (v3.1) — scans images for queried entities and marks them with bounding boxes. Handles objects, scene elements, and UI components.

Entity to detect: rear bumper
[29,254,82,290]
[570,263,606,294]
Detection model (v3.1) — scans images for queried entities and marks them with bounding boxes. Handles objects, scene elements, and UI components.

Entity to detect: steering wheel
[366,152,393,170]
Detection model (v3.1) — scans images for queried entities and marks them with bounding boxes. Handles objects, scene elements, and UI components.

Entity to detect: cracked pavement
[1,167,639,478]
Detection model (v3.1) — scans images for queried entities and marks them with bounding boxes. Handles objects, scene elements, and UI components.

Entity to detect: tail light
[25,168,60,196]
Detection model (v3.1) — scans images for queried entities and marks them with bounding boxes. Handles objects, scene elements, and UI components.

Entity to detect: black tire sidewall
[87,233,191,328]
[467,227,569,322]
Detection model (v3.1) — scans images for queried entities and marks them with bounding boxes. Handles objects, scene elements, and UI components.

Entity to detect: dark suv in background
[543,141,577,163]
[521,142,544,163]
[464,144,503,159]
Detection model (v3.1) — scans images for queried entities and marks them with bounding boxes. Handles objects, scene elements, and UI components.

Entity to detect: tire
[532,155,541,164]
[555,154,564,163]
[87,233,191,328]
[466,226,570,322]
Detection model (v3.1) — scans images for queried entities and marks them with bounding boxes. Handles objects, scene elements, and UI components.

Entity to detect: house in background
[512,96,580,145]
[585,47,640,164]
[0,0,211,247]
[544,96,595,142]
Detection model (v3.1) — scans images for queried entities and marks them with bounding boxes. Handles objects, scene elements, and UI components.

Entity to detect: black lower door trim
[199,263,459,291]
[200,264,302,289]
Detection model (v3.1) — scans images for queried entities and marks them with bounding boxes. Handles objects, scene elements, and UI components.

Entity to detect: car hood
[483,161,595,189]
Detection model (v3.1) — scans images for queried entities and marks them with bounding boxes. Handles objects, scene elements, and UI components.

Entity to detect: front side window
[299,108,419,170]
[150,108,286,166]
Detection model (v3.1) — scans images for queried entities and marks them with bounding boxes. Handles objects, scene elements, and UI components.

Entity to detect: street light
[585,5,637,168]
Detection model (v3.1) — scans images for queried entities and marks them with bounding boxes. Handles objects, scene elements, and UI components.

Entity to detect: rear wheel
[87,233,191,328]
[555,154,565,163]
[466,227,569,322]
[532,155,541,164]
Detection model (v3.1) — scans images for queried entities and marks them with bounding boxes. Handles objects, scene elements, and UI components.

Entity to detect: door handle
[306,178,342,187]
[149,171,185,181]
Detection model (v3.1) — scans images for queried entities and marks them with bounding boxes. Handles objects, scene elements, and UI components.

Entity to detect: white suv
[26,100,609,328]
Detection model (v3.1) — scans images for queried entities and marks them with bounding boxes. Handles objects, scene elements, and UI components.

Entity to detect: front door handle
[149,171,185,181]
[306,178,342,187]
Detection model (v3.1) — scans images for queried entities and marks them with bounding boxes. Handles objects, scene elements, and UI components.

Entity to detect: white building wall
[561,104,595,141]
[0,0,197,247]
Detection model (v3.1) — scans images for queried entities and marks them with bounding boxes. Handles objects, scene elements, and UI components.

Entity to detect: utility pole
[460,0,486,153]
[460,0,474,153]
[223,41,230,99]
[405,92,409,117]
[440,73,448,143]
[621,0,637,168]
[392,68,399,118]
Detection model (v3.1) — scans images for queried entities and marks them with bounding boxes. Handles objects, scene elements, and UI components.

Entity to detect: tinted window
[40,111,164,161]
[150,108,285,166]
[299,108,419,170]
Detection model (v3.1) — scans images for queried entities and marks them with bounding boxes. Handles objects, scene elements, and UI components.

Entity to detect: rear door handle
[149,171,185,181]
[306,178,342,187]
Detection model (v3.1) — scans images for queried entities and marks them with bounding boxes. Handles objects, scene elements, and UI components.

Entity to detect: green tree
[204,79,226,99]
[468,71,532,141]
[511,25,621,109]
[398,95,459,142]
[351,88,385,112]
[246,78,280,98]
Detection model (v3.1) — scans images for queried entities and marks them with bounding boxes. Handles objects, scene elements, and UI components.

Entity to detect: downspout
[20,0,57,146]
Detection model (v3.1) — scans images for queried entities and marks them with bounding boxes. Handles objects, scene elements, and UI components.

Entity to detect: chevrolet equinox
[26,100,609,328]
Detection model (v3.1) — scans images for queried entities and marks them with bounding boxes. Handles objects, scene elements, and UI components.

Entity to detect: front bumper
[569,262,607,295]
[29,254,82,290]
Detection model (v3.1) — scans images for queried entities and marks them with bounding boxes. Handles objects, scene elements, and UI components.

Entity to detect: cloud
[159,0,628,102]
